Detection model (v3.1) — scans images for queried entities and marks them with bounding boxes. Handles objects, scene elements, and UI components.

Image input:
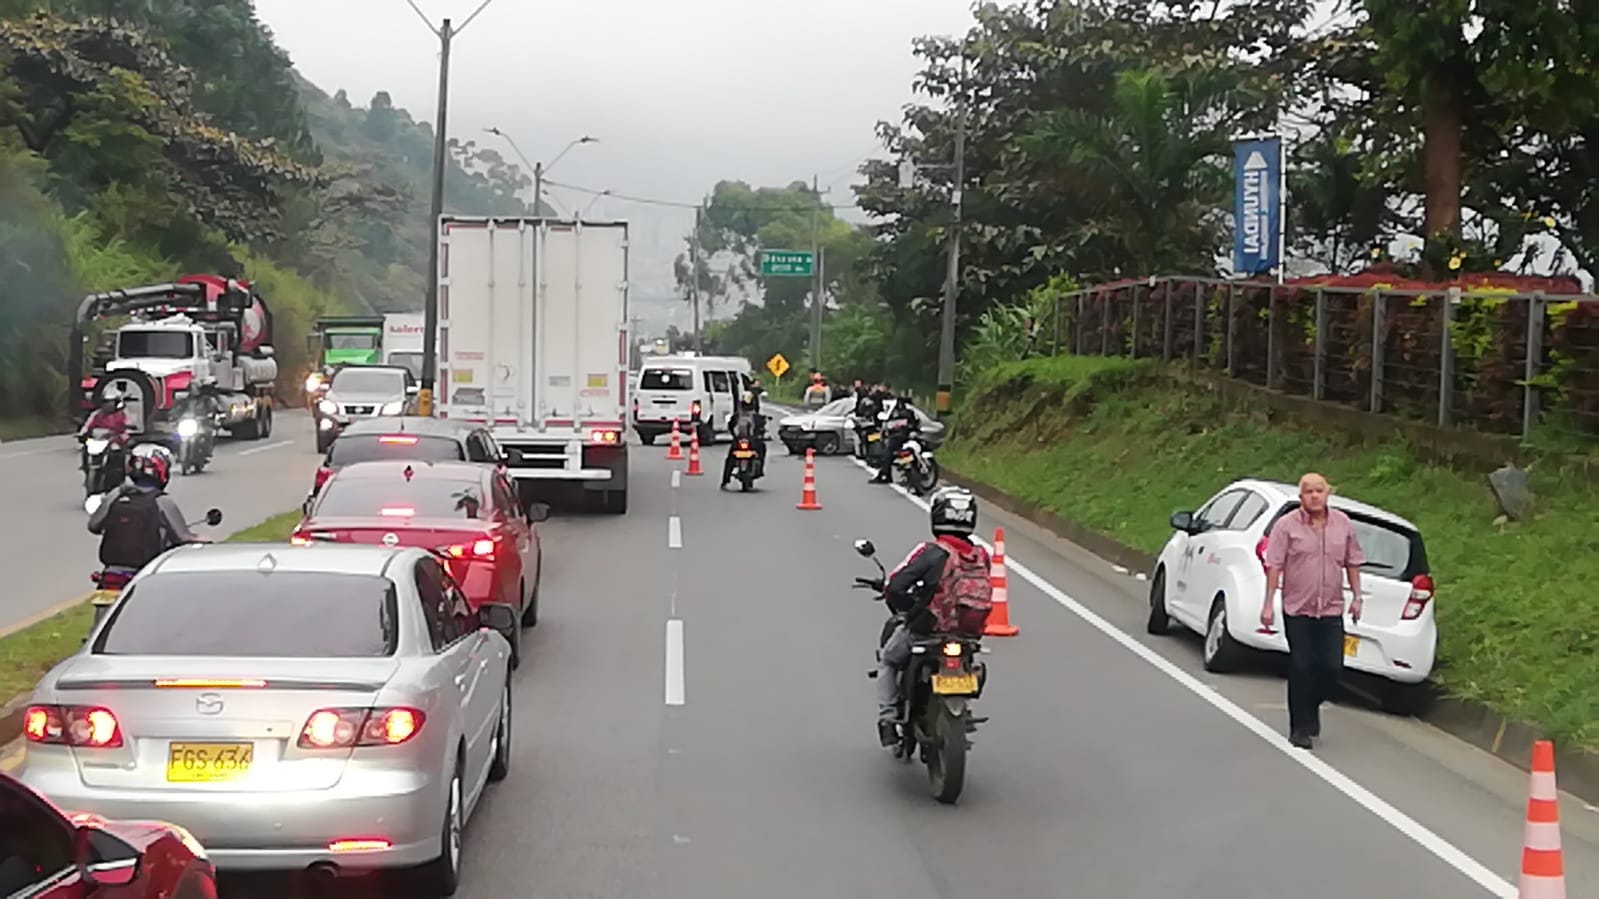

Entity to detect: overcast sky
[255,0,979,307]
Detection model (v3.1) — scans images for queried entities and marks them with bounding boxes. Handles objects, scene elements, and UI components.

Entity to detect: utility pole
[935,52,968,419]
[691,203,703,353]
[810,173,823,372]
[408,0,497,418]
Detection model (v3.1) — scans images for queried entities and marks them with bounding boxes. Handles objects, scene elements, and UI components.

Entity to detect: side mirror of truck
[257,346,275,358]
[406,384,420,396]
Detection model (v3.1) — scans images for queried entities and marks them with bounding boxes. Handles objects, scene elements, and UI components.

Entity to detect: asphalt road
[0,410,320,633]
[8,412,1596,897]
[219,430,1596,898]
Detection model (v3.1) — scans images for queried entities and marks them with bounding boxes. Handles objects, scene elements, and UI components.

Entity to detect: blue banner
[1232,137,1282,276]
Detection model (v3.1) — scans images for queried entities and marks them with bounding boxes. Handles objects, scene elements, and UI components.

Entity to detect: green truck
[311,316,386,367]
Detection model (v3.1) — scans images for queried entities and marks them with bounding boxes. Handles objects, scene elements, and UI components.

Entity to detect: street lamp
[484,128,596,215]
[580,190,612,219]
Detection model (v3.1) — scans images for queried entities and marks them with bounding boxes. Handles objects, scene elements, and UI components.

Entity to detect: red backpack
[931,542,994,635]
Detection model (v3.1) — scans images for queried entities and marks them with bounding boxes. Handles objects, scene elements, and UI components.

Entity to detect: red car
[292,460,546,665]
[0,772,217,898]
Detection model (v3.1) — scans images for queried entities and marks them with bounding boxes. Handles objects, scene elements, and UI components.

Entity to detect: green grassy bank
[941,354,1599,749]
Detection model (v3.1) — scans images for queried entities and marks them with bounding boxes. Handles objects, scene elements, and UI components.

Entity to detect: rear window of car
[1271,504,1427,580]
[95,572,398,657]
[316,474,490,520]
[641,368,693,390]
[329,434,465,467]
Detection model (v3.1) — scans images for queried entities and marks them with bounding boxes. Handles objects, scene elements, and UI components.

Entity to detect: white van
[632,354,754,445]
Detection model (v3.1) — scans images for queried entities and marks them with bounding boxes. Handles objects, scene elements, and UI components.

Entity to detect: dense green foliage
[0,0,539,422]
[942,354,1599,748]
[689,1,1599,393]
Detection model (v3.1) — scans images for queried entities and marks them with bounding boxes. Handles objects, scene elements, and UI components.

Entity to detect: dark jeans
[1283,614,1345,735]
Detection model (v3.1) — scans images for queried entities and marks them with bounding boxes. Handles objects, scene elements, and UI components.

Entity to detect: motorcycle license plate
[932,672,978,695]
[866,433,880,441]
[89,590,120,604]
[895,456,912,465]
[733,450,755,458]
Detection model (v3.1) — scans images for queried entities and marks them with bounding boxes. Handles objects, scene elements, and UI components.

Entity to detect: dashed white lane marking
[845,455,1515,897]
[668,515,682,549]
[665,619,685,706]
[672,469,681,489]
[237,439,293,457]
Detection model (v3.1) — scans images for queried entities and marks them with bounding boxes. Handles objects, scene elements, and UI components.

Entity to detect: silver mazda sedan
[18,542,517,895]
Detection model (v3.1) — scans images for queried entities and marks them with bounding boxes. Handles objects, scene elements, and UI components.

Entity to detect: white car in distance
[1146,479,1436,713]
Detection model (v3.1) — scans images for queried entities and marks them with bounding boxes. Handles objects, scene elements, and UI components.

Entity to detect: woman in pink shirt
[1260,472,1365,749]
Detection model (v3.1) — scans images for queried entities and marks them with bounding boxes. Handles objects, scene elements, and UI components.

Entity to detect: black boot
[877,719,898,747]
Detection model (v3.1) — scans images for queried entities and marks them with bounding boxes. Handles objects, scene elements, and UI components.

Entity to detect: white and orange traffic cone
[1519,740,1566,898]
[796,448,822,510]
[667,420,684,461]
[984,527,1019,637]
[685,425,703,476]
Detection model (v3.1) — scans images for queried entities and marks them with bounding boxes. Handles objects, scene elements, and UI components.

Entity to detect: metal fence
[1025,276,1599,445]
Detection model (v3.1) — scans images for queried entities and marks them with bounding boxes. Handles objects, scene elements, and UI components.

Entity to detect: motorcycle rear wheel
[927,704,967,804]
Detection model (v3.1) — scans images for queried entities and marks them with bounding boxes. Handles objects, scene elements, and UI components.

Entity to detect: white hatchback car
[1146,479,1436,712]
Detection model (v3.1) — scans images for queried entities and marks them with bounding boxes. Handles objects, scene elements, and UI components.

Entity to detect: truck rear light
[299,708,426,748]
[25,705,124,748]
[1402,574,1435,620]
[589,429,620,445]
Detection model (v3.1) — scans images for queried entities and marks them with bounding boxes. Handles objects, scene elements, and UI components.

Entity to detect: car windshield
[641,368,693,390]
[117,330,192,359]
[95,572,398,657]
[329,434,465,467]
[387,352,424,380]
[327,331,380,350]
[316,474,488,520]
[332,368,406,393]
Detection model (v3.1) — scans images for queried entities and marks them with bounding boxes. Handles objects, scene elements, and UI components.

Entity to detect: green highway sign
[760,250,814,277]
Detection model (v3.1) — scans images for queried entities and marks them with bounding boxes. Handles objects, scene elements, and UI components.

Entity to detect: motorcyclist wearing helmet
[79,388,130,439]
[720,390,769,488]
[870,391,920,484]
[874,486,991,746]
[87,444,200,573]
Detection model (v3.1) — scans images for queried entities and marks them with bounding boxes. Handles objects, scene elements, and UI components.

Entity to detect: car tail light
[290,533,312,546]
[1402,574,1435,620]
[313,466,333,491]
[589,429,620,445]
[440,538,495,560]
[378,435,417,445]
[328,839,392,853]
[380,506,416,518]
[298,707,426,749]
[1255,537,1269,569]
[24,705,124,748]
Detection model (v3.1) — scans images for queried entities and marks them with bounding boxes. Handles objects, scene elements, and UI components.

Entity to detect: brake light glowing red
[378,435,418,445]
[24,705,123,748]
[328,839,392,853]
[380,507,416,518]
[290,534,313,546]
[1402,574,1435,620]
[314,466,332,490]
[441,538,495,560]
[298,707,426,749]
[589,429,620,445]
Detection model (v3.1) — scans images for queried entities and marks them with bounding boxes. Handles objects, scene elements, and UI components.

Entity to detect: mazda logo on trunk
[196,693,224,715]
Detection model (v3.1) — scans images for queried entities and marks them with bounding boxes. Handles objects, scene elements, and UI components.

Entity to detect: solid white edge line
[237,439,293,457]
[848,455,1515,896]
[668,515,683,549]
[665,619,685,706]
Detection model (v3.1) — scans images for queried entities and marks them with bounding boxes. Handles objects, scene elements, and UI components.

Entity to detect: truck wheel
[234,405,261,440]
[256,402,273,440]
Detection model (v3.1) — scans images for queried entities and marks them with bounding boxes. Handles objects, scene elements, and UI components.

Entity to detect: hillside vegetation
[941,355,1599,749]
[0,0,537,431]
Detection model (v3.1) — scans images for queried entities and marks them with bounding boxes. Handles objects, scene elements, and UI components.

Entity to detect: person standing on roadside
[1260,472,1365,749]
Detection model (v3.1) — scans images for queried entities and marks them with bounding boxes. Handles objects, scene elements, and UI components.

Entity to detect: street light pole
[934,51,968,419]
[485,129,595,215]
[408,0,498,418]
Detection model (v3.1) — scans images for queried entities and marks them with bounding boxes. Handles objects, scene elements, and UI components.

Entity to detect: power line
[540,177,865,214]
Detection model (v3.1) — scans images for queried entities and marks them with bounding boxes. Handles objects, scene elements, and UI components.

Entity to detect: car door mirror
[1170,511,1196,534]
[204,508,223,526]
[77,826,140,886]
[406,384,420,396]
[477,602,518,637]
[503,448,522,464]
[526,502,551,523]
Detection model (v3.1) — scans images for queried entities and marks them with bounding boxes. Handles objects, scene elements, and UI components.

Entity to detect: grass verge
[0,508,304,706]
[0,416,62,441]
[943,354,1599,750]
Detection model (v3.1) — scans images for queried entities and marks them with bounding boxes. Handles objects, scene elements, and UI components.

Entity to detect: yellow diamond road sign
[766,353,790,379]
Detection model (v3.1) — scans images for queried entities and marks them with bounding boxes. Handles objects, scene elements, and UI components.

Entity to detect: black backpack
[99,489,166,569]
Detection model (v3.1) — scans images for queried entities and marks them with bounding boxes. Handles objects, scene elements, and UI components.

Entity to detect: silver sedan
[776,397,946,456]
[18,542,517,895]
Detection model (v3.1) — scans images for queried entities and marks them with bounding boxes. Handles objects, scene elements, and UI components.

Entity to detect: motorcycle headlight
[176,418,199,437]
[379,400,403,415]
[305,373,324,392]
[85,438,109,454]
[317,399,338,416]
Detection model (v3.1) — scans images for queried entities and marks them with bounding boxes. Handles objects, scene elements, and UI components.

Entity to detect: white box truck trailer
[437,216,630,513]
[382,312,426,379]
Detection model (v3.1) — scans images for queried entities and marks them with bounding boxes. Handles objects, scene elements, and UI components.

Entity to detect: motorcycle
[730,435,762,491]
[83,501,223,625]
[852,413,887,467]
[79,428,127,499]
[852,538,988,804]
[170,404,220,475]
[892,435,940,496]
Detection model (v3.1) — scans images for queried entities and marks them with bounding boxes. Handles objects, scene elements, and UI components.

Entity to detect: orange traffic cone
[1519,740,1566,898]
[984,527,1019,637]
[684,425,703,476]
[796,448,822,510]
[667,420,684,460]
